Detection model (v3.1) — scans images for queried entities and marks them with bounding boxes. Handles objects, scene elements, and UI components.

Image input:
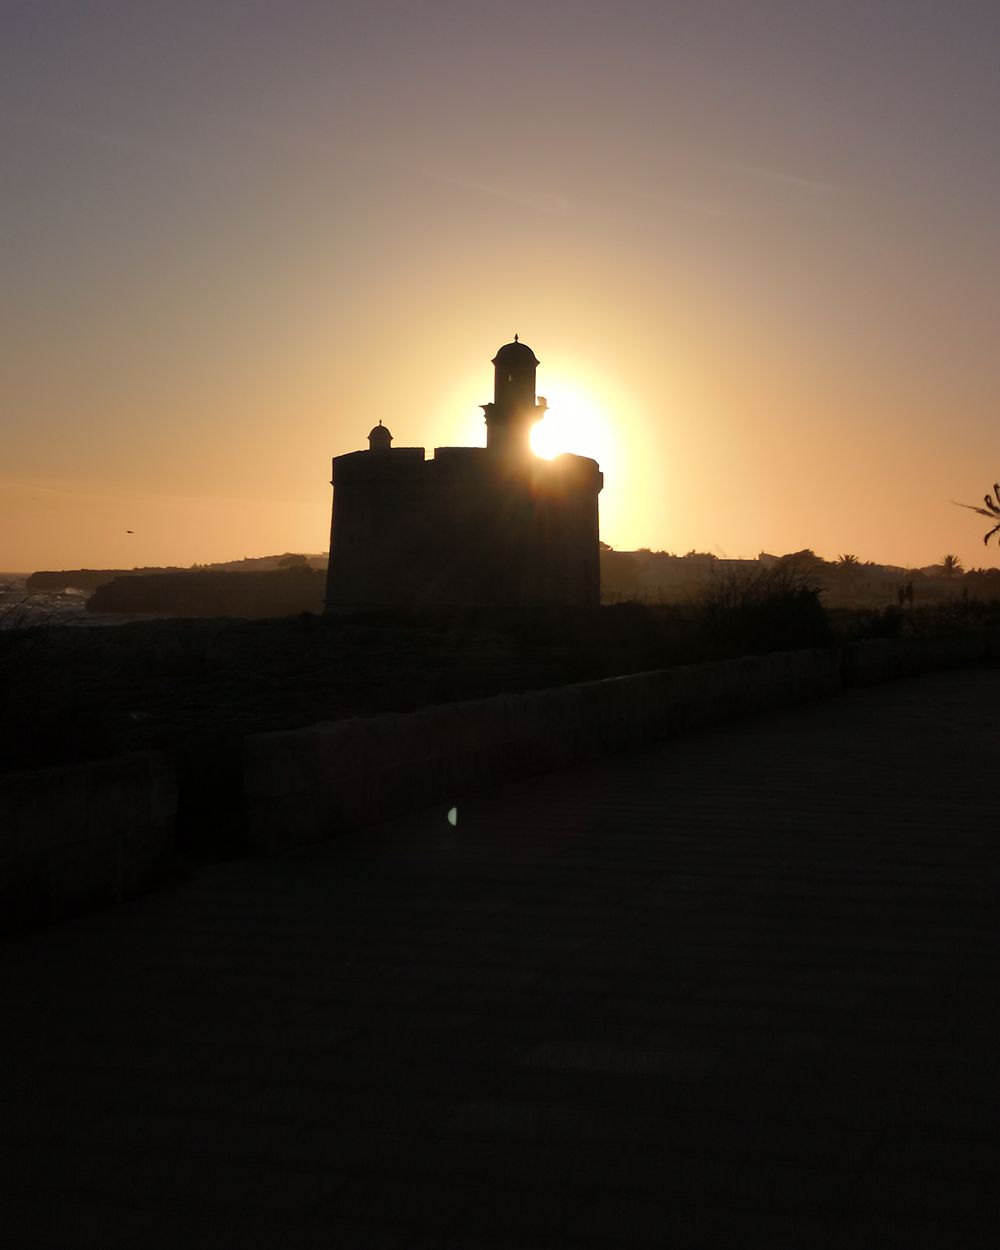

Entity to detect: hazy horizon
[4,2,1000,572]
[4,540,996,582]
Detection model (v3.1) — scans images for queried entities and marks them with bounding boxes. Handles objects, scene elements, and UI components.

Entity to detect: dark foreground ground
[2,667,999,1248]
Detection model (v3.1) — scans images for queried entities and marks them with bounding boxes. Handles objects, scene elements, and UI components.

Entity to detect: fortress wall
[527,456,602,606]
[244,629,1000,851]
[841,629,998,683]
[326,449,437,608]
[0,752,176,934]
[243,647,843,850]
[326,449,603,610]
[8,631,995,931]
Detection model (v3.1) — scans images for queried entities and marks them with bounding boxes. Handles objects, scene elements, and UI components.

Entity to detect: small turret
[368,421,393,452]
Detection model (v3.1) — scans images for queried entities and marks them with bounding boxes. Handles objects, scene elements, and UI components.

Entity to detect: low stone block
[0,765,88,857]
[85,755,153,844]
[47,835,120,914]
[245,790,323,850]
[244,728,320,798]
[0,853,48,933]
[119,825,174,897]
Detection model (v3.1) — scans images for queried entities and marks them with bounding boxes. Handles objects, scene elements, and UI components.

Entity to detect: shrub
[694,565,831,655]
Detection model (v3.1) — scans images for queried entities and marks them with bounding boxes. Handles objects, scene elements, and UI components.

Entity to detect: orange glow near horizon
[4,7,1000,574]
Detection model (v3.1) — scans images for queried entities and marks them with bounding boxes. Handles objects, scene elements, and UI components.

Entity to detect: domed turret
[491,334,539,409]
[483,334,544,458]
[368,421,393,452]
[492,337,540,370]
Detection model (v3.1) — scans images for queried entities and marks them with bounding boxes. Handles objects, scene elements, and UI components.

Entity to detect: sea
[0,576,143,629]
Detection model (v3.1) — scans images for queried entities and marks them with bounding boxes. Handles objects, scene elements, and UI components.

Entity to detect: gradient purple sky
[3,0,1000,570]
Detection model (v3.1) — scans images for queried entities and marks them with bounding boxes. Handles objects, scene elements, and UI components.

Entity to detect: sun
[530,378,614,464]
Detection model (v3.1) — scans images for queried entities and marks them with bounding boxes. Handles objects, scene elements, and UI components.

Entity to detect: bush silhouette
[695,565,830,655]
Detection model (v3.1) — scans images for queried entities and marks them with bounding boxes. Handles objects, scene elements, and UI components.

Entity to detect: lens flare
[530,379,614,465]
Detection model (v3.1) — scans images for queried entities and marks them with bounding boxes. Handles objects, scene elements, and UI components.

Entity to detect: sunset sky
[3,0,1000,572]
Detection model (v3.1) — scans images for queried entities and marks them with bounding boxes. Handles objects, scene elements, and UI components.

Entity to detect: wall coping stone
[244,628,999,851]
[1,750,177,935]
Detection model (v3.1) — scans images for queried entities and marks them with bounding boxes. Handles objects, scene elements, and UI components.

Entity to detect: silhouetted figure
[904,581,914,606]
[897,584,905,607]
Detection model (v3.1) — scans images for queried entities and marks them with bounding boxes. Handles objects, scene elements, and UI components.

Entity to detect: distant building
[325,338,603,610]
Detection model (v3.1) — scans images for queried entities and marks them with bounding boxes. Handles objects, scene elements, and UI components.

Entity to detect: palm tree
[836,553,860,567]
[955,482,1000,545]
[938,553,963,579]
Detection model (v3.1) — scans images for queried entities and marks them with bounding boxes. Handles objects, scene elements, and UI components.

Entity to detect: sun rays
[529,378,615,465]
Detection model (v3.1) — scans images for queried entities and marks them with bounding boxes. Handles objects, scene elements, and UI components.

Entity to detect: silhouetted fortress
[325,339,603,610]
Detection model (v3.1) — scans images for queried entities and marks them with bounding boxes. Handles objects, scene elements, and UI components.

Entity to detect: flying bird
[125,529,134,534]
[953,483,1000,545]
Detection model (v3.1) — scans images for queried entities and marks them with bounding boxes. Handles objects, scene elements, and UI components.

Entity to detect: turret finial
[514,333,518,343]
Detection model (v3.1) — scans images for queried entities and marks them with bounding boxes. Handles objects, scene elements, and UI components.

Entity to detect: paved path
[3,668,1000,1249]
